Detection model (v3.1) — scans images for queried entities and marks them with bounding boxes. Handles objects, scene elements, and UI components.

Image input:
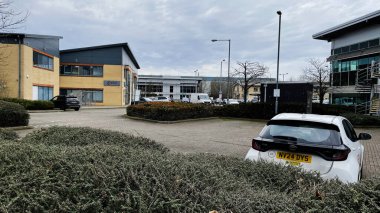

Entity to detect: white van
[190,93,212,104]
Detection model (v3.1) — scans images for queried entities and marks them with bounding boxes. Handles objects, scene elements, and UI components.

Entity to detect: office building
[313,10,380,110]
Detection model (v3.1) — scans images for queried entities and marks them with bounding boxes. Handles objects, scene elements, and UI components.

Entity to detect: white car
[245,113,372,183]
[151,96,170,102]
[181,97,190,103]
[223,99,239,105]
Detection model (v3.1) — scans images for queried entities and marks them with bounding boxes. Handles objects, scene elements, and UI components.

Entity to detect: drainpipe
[18,35,22,98]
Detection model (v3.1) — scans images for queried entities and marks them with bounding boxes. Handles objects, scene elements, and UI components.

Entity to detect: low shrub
[0,98,54,110]
[0,129,18,140]
[342,113,380,126]
[0,126,378,212]
[22,126,168,152]
[0,100,29,127]
[127,102,215,121]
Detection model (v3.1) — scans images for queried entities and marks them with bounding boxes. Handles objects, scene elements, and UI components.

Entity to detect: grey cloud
[13,0,380,80]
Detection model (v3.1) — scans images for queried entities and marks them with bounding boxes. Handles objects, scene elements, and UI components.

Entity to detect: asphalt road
[16,108,380,178]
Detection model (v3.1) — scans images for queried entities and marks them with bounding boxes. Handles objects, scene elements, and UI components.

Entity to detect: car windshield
[199,95,209,100]
[158,97,167,100]
[261,120,342,145]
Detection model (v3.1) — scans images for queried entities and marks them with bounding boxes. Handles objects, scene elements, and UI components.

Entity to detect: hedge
[0,100,29,127]
[0,129,18,140]
[127,102,357,122]
[0,98,54,110]
[0,126,378,212]
[342,113,380,126]
[127,102,215,121]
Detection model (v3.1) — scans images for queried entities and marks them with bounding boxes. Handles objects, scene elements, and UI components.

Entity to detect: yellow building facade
[233,84,261,101]
[59,43,140,106]
[0,35,61,100]
[0,34,140,106]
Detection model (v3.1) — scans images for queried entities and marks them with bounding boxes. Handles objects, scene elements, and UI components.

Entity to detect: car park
[50,95,81,111]
[245,113,371,183]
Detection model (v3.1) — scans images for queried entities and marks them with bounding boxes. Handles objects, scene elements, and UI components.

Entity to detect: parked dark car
[50,95,81,111]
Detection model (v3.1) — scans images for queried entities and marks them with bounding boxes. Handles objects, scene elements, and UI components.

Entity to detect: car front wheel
[75,107,80,111]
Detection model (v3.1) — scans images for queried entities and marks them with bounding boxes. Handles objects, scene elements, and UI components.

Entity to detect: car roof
[271,113,343,125]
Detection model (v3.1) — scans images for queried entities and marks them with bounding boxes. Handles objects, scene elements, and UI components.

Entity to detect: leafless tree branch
[302,58,330,104]
[232,61,267,103]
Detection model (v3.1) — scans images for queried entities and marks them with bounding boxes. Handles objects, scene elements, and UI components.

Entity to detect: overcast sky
[13,0,380,80]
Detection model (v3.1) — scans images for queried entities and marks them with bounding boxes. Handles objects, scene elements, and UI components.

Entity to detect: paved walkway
[16,108,380,178]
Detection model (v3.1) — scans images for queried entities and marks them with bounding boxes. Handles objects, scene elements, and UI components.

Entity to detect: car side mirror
[358,133,372,140]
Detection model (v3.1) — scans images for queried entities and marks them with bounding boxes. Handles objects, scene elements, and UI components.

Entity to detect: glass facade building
[313,10,380,107]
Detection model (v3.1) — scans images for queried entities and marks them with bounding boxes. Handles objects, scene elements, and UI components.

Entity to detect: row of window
[332,55,380,73]
[60,89,103,103]
[33,51,54,70]
[180,86,196,93]
[60,65,103,77]
[332,38,380,55]
[138,85,163,93]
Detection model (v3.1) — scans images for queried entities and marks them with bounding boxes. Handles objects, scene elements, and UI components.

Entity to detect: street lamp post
[275,11,282,114]
[194,69,198,76]
[212,39,231,103]
[219,59,225,100]
[280,73,288,81]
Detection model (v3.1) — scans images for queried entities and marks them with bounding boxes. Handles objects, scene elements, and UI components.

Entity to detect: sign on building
[104,80,121,86]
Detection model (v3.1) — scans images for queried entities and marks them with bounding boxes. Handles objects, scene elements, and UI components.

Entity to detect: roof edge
[313,10,380,40]
[60,42,140,69]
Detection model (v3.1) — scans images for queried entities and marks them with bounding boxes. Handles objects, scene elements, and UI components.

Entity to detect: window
[261,120,342,145]
[341,46,349,53]
[33,86,53,100]
[170,86,173,93]
[350,60,358,71]
[60,65,103,77]
[369,39,379,48]
[332,38,380,55]
[350,44,359,52]
[334,48,342,55]
[138,84,163,93]
[332,61,339,73]
[341,61,349,72]
[33,51,53,70]
[180,86,196,93]
[342,119,357,142]
[60,89,103,103]
[359,41,369,49]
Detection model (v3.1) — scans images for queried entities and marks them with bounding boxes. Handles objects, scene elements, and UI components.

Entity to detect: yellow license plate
[276,151,312,164]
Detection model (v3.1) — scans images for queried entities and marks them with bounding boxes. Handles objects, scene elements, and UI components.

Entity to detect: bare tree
[0,1,28,31]
[303,58,330,104]
[0,1,28,97]
[233,61,267,103]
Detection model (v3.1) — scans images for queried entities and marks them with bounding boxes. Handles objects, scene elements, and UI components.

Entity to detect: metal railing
[354,100,371,114]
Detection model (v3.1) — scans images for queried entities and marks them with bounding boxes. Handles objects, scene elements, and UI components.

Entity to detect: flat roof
[0,32,62,39]
[313,10,380,41]
[61,43,140,69]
